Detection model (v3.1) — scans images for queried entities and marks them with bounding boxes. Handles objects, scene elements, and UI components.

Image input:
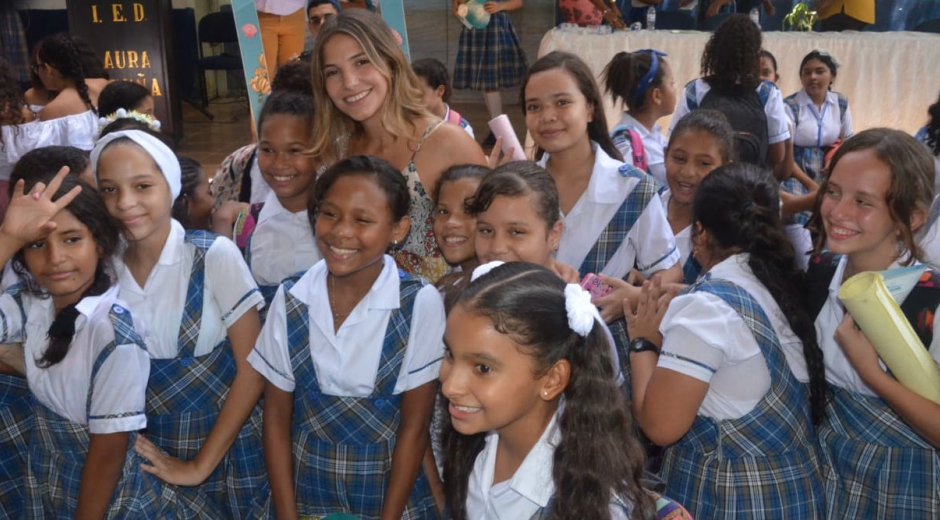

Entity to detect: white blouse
[116,220,263,359]
[659,254,809,420]
[247,191,322,286]
[670,78,791,145]
[786,89,853,148]
[0,285,149,434]
[249,256,445,397]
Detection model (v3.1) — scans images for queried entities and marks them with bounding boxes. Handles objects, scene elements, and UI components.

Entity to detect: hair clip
[564,284,599,337]
[470,261,505,282]
[633,49,668,106]
[98,108,162,133]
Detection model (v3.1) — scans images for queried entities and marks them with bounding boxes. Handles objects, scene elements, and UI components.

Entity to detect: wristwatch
[629,337,660,355]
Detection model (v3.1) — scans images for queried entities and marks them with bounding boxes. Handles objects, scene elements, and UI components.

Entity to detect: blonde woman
[311,9,486,283]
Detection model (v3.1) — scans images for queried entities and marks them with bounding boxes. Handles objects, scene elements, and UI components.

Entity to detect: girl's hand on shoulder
[835,314,885,384]
[625,277,673,347]
[0,166,81,247]
[135,434,211,486]
[483,2,502,13]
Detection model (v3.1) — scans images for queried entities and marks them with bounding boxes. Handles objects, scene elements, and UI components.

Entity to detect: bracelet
[629,337,660,355]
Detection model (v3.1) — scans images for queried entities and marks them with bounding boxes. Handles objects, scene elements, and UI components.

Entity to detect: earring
[392,239,399,246]
[553,243,559,251]
[542,391,549,397]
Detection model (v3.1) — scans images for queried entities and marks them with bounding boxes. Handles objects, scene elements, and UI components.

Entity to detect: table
[537,28,940,136]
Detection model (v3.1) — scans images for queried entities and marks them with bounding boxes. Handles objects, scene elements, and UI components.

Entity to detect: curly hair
[310,9,433,166]
[442,262,655,520]
[603,50,668,113]
[808,128,936,266]
[521,51,623,162]
[37,33,97,114]
[694,163,828,425]
[0,57,27,126]
[924,91,940,156]
[700,14,762,93]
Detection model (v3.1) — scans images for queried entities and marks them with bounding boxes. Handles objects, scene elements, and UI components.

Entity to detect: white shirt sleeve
[630,198,680,278]
[841,103,854,139]
[248,285,295,392]
[0,290,26,344]
[88,342,149,434]
[668,82,695,135]
[205,236,265,327]
[394,284,446,393]
[764,86,791,145]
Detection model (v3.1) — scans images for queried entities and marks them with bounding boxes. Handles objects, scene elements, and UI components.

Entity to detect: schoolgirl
[311,9,485,283]
[441,261,690,520]
[232,90,322,306]
[671,14,790,177]
[97,81,155,120]
[249,155,443,519]
[659,109,735,284]
[33,34,108,139]
[0,169,213,519]
[412,58,475,139]
[173,155,214,232]
[627,163,827,519]
[91,129,268,519]
[433,164,489,308]
[805,128,940,518]
[603,49,676,183]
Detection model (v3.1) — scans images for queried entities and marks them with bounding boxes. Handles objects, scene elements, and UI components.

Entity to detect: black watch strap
[629,337,660,355]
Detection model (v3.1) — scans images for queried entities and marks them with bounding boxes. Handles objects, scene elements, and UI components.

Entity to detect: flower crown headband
[471,261,601,337]
[98,108,162,134]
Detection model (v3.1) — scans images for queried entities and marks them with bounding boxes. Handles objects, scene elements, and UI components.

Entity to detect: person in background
[817,0,874,31]
[307,0,341,38]
[256,0,307,69]
[97,81,155,119]
[412,58,475,139]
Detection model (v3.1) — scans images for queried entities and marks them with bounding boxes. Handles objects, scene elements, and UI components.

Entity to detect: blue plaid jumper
[235,202,280,311]
[579,165,659,394]
[659,280,824,520]
[145,230,267,519]
[819,387,940,518]
[0,286,30,520]
[0,374,30,520]
[681,255,702,285]
[268,271,439,520]
[25,304,215,519]
[453,0,528,92]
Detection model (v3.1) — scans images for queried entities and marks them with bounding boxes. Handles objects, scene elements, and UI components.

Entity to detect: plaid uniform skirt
[659,281,824,520]
[453,6,528,92]
[266,274,439,520]
[25,400,214,519]
[0,375,30,520]
[819,387,940,519]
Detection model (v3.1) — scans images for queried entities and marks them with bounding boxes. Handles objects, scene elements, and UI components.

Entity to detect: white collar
[796,89,836,109]
[290,255,401,312]
[828,255,913,297]
[480,412,560,508]
[258,190,304,226]
[156,219,187,267]
[619,112,658,137]
[707,252,752,279]
[538,141,627,205]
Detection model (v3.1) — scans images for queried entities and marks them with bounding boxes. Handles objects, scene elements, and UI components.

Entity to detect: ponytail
[38,33,97,114]
[603,51,664,113]
[37,264,112,368]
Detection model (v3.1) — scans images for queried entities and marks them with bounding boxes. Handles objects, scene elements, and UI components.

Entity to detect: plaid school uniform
[25,305,215,519]
[0,374,30,520]
[578,165,659,390]
[659,280,824,520]
[145,231,267,519]
[233,202,281,310]
[272,271,439,520]
[452,0,528,92]
[681,255,702,285]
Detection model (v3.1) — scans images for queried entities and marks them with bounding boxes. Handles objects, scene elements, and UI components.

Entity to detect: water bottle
[646,6,656,29]
[749,7,760,26]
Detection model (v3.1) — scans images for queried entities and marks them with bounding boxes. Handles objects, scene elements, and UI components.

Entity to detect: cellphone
[580,273,612,299]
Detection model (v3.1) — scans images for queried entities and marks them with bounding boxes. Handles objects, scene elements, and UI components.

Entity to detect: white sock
[483,90,502,120]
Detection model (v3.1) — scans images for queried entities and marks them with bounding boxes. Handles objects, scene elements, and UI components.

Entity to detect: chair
[196,11,243,115]
[914,18,940,33]
[701,11,733,31]
[654,10,697,30]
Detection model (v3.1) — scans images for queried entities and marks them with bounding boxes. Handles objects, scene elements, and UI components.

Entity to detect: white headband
[91,130,181,203]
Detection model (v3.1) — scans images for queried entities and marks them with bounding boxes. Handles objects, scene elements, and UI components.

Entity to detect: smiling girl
[310,9,485,284]
[91,129,267,519]
[249,155,444,519]
[805,128,940,518]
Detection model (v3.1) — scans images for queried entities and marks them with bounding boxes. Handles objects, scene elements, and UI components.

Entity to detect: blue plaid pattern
[145,230,268,520]
[453,0,528,92]
[819,387,940,518]
[267,270,439,520]
[659,280,824,520]
[236,203,280,313]
[578,165,659,277]
[532,491,690,519]
[0,375,30,520]
[25,307,214,519]
[681,255,702,285]
[783,92,849,182]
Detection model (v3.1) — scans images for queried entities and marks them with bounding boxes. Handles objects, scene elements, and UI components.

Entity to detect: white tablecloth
[537,28,940,136]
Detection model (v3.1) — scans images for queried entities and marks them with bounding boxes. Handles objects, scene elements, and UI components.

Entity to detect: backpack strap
[756,80,774,106]
[837,92,849,126]
[684,80,699,111]
[804,251,841,321]
[783,93,800,128]
[900,269,940,348]
[611,125,648,172]
[234,202,265,256]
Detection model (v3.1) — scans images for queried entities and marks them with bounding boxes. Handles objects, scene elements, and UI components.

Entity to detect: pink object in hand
[242,23,258,38]
[487,114,527,161]
[558,0,602,26]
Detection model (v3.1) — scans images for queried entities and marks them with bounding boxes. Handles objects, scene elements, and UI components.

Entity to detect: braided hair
[37,33,97,114]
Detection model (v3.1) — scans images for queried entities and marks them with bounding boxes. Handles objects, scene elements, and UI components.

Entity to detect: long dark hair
[443,262,655,520]
[807,128,936,265]
[694,164,827,424]
[521,52,623,162]
[0,57,27,126]
[700,14,762,93]
[172,155,203,229]
[11,174,124,368]
[37,33,97,114]
[603,50,668,113]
